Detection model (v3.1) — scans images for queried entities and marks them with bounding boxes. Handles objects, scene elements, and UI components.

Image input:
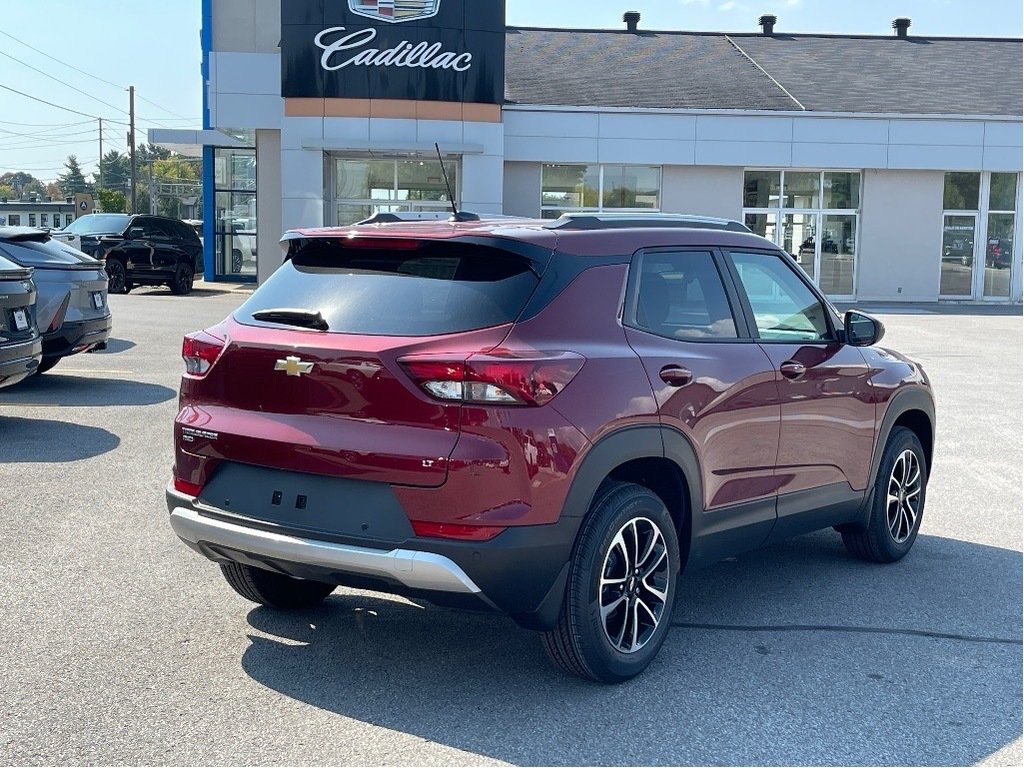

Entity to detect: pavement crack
[670,622,1023,646]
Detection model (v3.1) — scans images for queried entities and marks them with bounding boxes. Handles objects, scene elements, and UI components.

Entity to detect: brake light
[173,477,203,497]
[399,351,585,406]
[47,294,71,333]
[182,329,227,377]
[340,236,423,250]
[411,520,507,541]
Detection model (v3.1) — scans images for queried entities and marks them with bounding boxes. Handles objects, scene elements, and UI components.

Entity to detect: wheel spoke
[629,599,641,652]
[640,576,666,604]
[637,525,659,570]
[601,594,627,621]
[636,596,659,628]
[640,547,667,580]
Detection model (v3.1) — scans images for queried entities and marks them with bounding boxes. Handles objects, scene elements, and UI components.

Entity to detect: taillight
[182,329,227,377]
[47,293,71,333]
[173,477,203,497]
[411,520,507,541]
[399,351,585,406]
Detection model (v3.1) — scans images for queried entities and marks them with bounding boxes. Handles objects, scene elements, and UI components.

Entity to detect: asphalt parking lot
[1,287,1021,766]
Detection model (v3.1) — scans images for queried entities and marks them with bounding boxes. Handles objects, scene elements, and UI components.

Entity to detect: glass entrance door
[940,214,978,298]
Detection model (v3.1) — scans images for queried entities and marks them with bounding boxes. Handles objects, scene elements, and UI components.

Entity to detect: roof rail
[545,213,751,233]
[355,211,480,225]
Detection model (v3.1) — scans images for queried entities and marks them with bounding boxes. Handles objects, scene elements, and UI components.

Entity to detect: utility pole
[97,117,103,189]
[128,85,137,214]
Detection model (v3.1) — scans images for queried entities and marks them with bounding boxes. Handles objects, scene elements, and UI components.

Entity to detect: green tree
[57,155,92,196]
[0,171,46,200]
[96,150,129,191]
[97,188,127,213]
[0,183,14,200]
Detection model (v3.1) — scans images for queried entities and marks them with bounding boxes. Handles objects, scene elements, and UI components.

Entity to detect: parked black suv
[54,214,202,295]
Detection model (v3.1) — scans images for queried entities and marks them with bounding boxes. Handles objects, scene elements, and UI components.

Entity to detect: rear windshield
[62,214,130,236]
[237,238,542,336]
[0,237,102,268]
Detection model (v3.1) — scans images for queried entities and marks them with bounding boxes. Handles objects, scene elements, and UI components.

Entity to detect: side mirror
[844,310,885,347]
[127,227,145,240]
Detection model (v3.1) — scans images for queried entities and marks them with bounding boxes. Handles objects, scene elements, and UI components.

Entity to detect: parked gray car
[0,252,42,388]
[0,228,111,375]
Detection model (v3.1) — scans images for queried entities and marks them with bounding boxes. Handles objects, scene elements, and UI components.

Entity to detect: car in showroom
[0,250,42,388]
[165,212,935,683]
[53,213,202,295]
[0,227,112,375]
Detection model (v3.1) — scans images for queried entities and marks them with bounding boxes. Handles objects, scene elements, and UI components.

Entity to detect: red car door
[724,248,876,540]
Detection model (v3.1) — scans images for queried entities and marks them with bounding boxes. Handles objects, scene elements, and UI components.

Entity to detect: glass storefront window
[940,214,977,296]
[783,172,820,209]
[943,172,981,211]
[824,172,860,209]
[602,165,660,209]
[541,164,660,215]
[743,171,781,208]
[743,170,861,297]
[990,173,1018,212]
[820,214,857,296]
[214,147,257,279]
[984,212,1015,298]
[330,157,458,225]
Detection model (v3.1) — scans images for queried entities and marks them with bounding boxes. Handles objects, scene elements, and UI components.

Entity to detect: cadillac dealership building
[153,0,1023,302]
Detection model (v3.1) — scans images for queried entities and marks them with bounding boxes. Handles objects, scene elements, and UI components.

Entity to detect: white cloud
[719,0,737,8]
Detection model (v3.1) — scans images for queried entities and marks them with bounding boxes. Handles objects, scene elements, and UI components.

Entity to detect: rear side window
[237,238,542,336]
[627,250,738,340]
[0,237,100,267]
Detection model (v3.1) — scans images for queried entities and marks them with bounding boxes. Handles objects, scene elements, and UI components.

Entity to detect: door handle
[780,360,807,380]
[659,365,693,387]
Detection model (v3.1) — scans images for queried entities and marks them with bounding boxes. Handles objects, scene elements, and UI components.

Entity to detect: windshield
[62,214,131,236]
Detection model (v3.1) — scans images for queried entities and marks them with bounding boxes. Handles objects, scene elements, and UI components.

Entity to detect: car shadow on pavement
[239,532,1021,766]
[0,374,175,407]
[94,338,137,354]
[0,415,120,462]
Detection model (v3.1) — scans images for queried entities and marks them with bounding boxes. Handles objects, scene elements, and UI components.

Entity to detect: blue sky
[1,0,1020,182]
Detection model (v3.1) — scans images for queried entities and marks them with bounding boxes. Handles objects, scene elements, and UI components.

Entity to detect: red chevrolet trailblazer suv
[167,213,935,683]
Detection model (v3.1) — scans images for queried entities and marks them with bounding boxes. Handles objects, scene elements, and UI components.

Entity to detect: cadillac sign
[349,0,442,24]
[281,0,506,103]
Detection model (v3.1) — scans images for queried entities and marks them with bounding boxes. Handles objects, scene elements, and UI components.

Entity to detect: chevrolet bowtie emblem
[275,356,315,377]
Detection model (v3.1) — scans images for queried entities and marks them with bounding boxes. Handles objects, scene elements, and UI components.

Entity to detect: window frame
[623,246,753,343]
[721,246,841,345]
[541,163,663,219]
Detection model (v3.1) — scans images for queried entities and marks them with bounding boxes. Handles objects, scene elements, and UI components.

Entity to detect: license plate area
[91,292,104,309]
[198,462,414,543]
[11,309,29,332]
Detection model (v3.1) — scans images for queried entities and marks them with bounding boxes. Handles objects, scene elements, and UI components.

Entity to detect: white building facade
[158,0,1023,303]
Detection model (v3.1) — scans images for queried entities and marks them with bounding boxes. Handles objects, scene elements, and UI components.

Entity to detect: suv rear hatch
[177,233,549,488]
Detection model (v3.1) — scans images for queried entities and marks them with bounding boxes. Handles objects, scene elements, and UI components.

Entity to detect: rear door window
[627,250,739,340]
[237,238,543,336]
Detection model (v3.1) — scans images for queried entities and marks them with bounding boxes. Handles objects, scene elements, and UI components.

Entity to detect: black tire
[33,357,60,376]
[541,482,679,683]
[842,427,927,563]
[106,259,128,294]
[123,282,135,294]
[219,562,335,609]
[231,249,243,274]
[169,262,194,295]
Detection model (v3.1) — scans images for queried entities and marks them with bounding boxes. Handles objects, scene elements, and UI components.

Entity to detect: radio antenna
[435,142,463,221]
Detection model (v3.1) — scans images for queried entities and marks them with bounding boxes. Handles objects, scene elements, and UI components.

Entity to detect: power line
[0,29,196,122]
[0,48,127,115]
[0,83,98,119]
[0,118,95,128]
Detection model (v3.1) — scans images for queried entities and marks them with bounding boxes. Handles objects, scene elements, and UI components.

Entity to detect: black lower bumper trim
[42,315,112,359]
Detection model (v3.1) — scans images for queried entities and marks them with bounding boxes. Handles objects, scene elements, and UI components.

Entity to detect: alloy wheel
[886,449,922,544]
[599,516,670,654]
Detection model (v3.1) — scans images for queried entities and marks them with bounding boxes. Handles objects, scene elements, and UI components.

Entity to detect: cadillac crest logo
[349,0,442,24]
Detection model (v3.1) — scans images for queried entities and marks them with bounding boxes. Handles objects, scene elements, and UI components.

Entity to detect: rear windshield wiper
[252,308,329,331]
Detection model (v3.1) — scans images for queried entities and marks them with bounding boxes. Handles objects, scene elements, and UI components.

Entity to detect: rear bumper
[43,314,112,359]
[166,483,579,629]
[0,337,42,387]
